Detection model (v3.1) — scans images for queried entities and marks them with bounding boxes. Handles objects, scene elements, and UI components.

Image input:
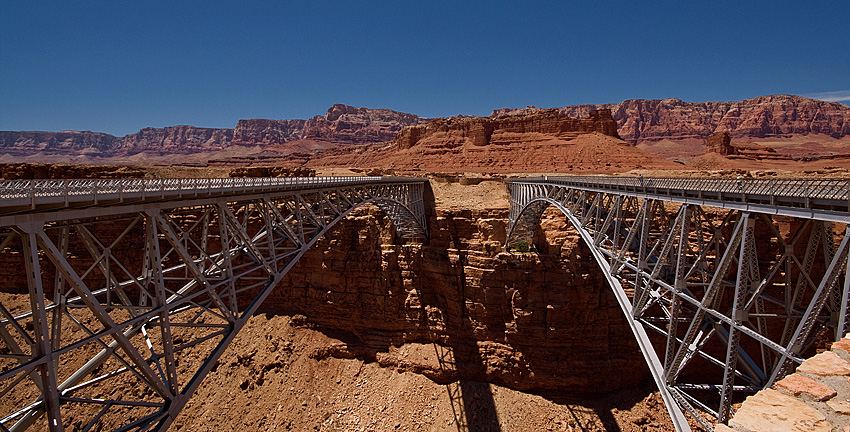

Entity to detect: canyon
[3,96,850,431]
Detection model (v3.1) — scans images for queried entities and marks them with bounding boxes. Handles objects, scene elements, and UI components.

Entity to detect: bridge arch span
[507,195,690,431]
[506,177,850,432]
[0,177,428,431]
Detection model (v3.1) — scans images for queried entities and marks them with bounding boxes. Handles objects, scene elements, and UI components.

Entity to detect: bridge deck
[507,176,850,223]
[0,176,425,218]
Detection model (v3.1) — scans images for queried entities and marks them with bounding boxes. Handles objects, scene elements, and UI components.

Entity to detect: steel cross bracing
[0,176,427,432]
[506,176,850,432]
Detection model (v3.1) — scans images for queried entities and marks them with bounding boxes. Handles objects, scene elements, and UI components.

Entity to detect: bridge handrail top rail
[0,175,426,198]
[0,176,429,217]
[0,175,426,184]
[505,175,850,183]
[505,175,850,212]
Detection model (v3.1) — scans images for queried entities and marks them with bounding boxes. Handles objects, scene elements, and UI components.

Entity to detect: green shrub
[515,239,530,253]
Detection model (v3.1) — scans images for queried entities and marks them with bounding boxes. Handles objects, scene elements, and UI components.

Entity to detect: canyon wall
[232,119,307,145]
[262,206,647,394]
[493,95,850,144]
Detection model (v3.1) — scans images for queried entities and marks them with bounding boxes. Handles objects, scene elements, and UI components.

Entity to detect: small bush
[515,239,530,253]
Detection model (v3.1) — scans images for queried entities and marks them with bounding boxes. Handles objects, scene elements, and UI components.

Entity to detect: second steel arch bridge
[506,175,850,431]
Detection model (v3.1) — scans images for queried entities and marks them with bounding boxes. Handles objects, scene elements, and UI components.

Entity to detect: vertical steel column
[719,213,753,423]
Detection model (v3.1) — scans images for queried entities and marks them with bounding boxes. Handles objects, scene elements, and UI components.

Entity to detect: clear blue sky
[2,1,848,136]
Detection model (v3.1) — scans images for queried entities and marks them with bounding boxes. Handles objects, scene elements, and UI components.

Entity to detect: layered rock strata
[302,109,673,173]
[0,130,117,155]
[117,126,233,154]
[493,95,850,144]
[0,162,146,179]
[1,105,424,158]
[705,131,793,161]
[706,132,736,156]
[233,104,425,147]
[261,206,648,394]
[721,336,850,431]
[396,108,620,150]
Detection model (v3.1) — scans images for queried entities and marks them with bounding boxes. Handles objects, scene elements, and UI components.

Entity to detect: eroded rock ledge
[264,207,648,394]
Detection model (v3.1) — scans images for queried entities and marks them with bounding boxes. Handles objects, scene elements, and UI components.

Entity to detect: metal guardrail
[507,176,850,213]
[0,176,424,215]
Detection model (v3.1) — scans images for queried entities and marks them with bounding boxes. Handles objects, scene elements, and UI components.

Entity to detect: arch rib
[509,196,692,432]
[507,177,850,432]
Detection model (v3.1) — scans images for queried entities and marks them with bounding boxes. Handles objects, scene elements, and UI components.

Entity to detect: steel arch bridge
[0,176,427,432]
[507,176,850,432]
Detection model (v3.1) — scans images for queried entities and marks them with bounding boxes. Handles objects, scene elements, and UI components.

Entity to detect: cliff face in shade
[492,95,850,144]
[256,207,650,393]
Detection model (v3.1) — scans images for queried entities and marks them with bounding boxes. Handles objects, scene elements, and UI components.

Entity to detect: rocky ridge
[233,104,425,148]
[300,109,675,173]
[492,95,850,144]
[0,104,424,158]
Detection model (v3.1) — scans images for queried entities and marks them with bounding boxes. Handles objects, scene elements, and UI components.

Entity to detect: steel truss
[507,177,850,432]
[0,177,427,431]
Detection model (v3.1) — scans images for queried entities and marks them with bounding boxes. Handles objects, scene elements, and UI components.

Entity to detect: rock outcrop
[704,131,793,161]
[493,95,850,144]
[397,108,620,150]
[706,132,736,155]
[0,162,146,179]
[227,166,315,177]
[232,119,307,145]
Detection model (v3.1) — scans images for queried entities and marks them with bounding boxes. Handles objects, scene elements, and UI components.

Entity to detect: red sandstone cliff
[4,96,848,163]
[232,118,307,145]
[258,206,648,393]
[233,104,426,149]
[0,130,118,156]
[493,95,850,144]
[1,105,424,159]
[117,125,234,154]
[302,109,673,173]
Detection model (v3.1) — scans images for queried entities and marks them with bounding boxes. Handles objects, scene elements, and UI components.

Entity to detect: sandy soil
[172,313,686,432]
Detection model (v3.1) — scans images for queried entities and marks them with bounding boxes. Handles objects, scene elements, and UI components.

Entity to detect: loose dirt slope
[308,132,675,174]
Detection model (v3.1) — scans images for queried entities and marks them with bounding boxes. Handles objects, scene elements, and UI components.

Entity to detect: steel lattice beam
[506,176,850,432]
[0,177,427,431]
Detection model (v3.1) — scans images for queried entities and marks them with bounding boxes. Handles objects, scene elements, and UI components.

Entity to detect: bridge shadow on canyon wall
[433,339,501,431]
